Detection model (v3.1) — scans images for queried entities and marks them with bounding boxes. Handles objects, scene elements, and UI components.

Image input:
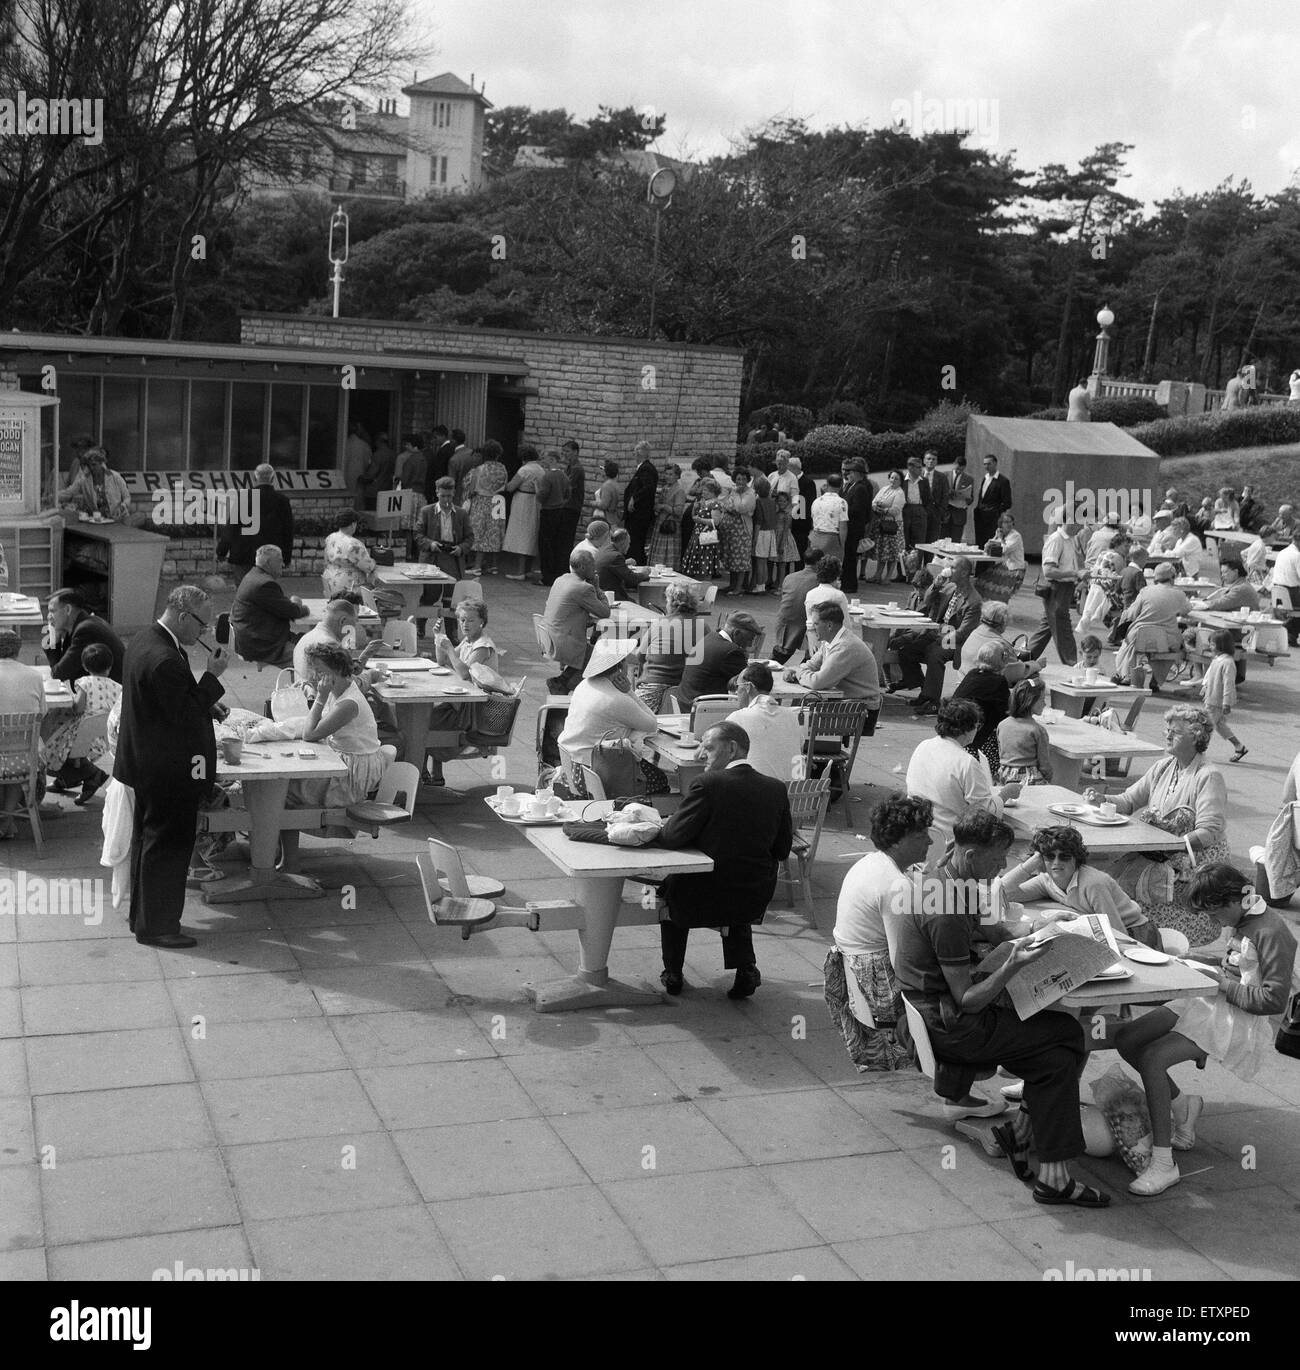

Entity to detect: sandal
[1033,1178,1111,1208]
[991,1120,1033,1182]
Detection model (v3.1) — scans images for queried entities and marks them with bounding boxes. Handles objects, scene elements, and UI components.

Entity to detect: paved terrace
[2,573,1298,1281]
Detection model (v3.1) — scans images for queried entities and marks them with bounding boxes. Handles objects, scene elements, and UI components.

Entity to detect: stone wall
[241,314,743,517]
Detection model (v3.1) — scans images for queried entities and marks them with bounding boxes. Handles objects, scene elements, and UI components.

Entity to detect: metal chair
[689,694,738,736]
[0,711,44,855]
[416,837,543,940]
[580,764,606,800]
[344,761,420,834]
[661,686,683,714]
[800,697,877,829]
[778,776,832,922]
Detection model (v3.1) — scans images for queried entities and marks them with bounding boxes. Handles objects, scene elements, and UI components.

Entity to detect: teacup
[219,736,242,765]
[887,602,899,611]
[525,799,549,819]
[496,785,514,800]
[1099,801,1117,818]
[499,796,522,816]
[680,733,698,748]
[1085,668,1100,684]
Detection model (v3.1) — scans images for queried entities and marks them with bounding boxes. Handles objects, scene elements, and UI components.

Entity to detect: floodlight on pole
[647,168,677,338]
[329,205,350,319]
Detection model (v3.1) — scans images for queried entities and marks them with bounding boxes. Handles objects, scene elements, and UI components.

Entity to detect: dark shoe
[660,969,684,995]
[912,699,939,716]
[727,966,762,999]
[137,932,198,948]
[75,777,105,806]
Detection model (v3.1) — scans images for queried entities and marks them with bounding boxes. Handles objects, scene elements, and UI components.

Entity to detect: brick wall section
[241,314,743,520]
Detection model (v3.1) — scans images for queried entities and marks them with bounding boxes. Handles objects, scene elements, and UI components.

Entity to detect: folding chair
[800,697,877,829]
[344,761,420,835]
[380,617,419,656]
[0,711,44,855]
[417,838,543,940]
[778,776,832,922]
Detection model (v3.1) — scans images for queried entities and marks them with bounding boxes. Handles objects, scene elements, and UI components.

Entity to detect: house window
[439,155,448,185]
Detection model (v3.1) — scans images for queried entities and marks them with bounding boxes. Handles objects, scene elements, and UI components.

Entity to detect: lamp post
[646,167,676,338]
[1091,304,1115,379]
[328,205,349,319]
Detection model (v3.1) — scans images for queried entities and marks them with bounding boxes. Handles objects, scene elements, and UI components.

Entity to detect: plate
[485,796,569,825]
[1124,946,1170,965]
[1048,802,1088,817]
[1090,964,1135,981]
[426,665,453,675]
[441,685,469,694]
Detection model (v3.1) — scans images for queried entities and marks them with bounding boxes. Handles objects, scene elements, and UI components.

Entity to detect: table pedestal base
[527,970,667,1012]
[203,867,325,904]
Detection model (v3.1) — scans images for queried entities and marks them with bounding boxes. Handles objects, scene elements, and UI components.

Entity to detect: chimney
[470,73,474,87]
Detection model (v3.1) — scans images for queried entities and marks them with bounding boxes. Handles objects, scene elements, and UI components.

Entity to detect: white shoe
[1000,1081,1024,1102]
[1129,1158,1181,1196]
[1171,1094,1203,1151]
[940,1095,1008,1121]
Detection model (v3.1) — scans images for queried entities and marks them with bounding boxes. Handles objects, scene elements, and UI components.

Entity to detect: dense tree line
[5,16,1300,424]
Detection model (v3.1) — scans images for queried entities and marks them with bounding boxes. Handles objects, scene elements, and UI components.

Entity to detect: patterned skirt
[646,521,681,569]
[823,946,913,1072]
[681,529,720,580]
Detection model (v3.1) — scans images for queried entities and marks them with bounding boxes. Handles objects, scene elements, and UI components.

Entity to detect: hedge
[1024,397,1165,426]
[1130,406,1300,457]
[743,404,815,440]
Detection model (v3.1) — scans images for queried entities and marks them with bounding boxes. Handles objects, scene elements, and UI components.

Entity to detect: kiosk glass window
[230,382,266,470]
[54,375,97,459]
[306,386,340,469]
[101,377,143,470]
[145,379,185,469]
[269,384,304,467]
[189,380,226,469]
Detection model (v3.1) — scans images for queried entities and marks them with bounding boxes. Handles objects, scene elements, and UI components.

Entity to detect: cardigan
[1114,752,1227,850]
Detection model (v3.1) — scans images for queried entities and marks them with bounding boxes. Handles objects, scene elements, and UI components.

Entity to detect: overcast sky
[410,0,1300,208]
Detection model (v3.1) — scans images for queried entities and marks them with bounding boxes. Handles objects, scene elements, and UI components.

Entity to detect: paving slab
[0,1163,42,1250]
[166,972,322,1024]
[246,1204,461,1281]
[21,979,174,1036]
[505,1045,683,1116]
[26,1026,193,1095]
[357,1058,539,1130]
[34,1083,215,1161]
[327,1007,495,1069]
[185,1015,350,1080]
[695,1088,897,1166]
[201,1069,384,1145]
[393,1116,588,1202]
[47,1226,256,1281]
[40,1148,238,1246]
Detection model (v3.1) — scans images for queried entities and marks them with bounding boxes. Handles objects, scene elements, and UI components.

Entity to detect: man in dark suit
[973,454,1013,546]
[622,442,659,564]
[115,586,228,947]
[922,450,950,543]
[789,457,816,561]
[44,589,125,683]
[772,546,823,663]
[595,529,651,601]
[678,610,761,707]
[216,464,295,586]
[657,721,794,998]
[230,545,309,667]
[841,460,875,594]
[889,557,983,715]
[423,425,455,500]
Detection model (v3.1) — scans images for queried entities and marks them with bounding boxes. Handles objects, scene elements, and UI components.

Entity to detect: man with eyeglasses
[114,585,229,948]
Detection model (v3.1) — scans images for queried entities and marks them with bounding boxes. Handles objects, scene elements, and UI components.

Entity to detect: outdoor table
[915,541,1002,565]
[848,605,944,664]
[1041,717,1164,790]
[636,719,706,790]
[1187,607,1279,631]
[1043,668,1149,720]
[371,562,454,619]
[1202,529,1285,553]
[1143,574,1217,593]
[0,593,45,656]
[518,799,714,1011]
[1059,954,1219,1011]
[202,747,349,903]
[1002,784,1185,858]
[370,673,490,773]
[630,568,705,609]
[34,664,76,709]
[770,675,842,703]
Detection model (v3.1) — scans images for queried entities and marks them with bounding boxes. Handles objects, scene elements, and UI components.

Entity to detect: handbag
[270,669,310,722]
[698,528,720,546]
[589,729,642,799]
[658,512,678,534]
[877,515,898,535]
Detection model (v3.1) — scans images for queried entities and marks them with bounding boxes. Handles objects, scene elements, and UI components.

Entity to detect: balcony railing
[327,175,405,198]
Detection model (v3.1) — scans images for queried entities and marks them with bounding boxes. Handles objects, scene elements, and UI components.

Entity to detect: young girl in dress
[70,643,122,805]
[1199,629,1247,762]
[996,677,1052,785]
[1115,862,1299,1195]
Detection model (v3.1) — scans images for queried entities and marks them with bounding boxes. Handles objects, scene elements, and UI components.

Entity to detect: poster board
[0,392,59,517]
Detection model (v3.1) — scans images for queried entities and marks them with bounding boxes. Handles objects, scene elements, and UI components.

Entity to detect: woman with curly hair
[634,583,701,711]
[680,477,723,580]
[466,442,508,576]
[1083,704,1230,947]
[1001,825,1160,947]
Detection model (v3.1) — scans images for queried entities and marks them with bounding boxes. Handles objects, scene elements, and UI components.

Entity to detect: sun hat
[582,637,640,680]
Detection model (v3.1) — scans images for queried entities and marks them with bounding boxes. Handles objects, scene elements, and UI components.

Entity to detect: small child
[997,677,1052,785]
[750,486,779,592]
[1078,635,1105,671]
[771,490,799,586]
[71,643,122,805]
[1200,629,1246,762]
[1115,862,1298,1195]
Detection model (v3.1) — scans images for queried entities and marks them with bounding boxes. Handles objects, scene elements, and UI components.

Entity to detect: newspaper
[978,912,1122,1019]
